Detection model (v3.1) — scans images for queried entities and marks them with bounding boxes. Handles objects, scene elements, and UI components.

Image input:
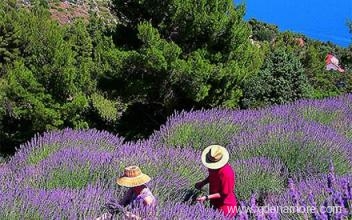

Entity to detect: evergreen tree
[109,0,265,113]
[242,47,310,108]
[0,2,93,153]
[0,1,22,70]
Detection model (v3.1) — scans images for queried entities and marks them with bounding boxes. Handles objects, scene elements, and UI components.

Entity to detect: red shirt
[207,163,237,208]
[325,54,333,65]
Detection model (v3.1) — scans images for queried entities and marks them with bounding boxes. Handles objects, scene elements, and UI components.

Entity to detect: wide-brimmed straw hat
[201,145,229,170]
[116,166,151,187]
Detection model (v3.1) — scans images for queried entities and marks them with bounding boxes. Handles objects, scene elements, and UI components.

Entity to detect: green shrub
[236,137,351,178]
[301,107,339,125]
[35,165,103,189]
[242,47,310,108]
[27,144,60,165]
[163,121,239,149]
[0,209,42,220]
[234,158,286,200]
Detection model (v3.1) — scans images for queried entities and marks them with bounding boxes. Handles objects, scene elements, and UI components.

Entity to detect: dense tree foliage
[0,1,115,153]
[242,47,310,108]
[109,0,265,110]
[0,0,351,154]
[246,22,352,102]
[100,0,266,138]
[248,19,279,42]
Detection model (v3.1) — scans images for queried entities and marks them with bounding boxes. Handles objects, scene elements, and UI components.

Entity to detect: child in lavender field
[96,166,156,220]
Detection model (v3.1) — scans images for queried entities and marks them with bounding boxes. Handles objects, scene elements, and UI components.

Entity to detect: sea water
[238,0,352,47]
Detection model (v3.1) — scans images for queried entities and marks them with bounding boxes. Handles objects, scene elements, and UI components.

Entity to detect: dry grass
[49,1,90,24]
[19,0,115,25]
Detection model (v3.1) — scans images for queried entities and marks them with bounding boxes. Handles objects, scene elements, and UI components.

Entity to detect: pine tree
[109,0,265,110]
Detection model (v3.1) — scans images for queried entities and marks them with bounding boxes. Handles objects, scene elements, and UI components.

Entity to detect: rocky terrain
[20,0,115,24]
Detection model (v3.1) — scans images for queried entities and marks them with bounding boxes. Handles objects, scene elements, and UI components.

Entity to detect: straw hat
[201,145,229,169]
[116,166,151,187]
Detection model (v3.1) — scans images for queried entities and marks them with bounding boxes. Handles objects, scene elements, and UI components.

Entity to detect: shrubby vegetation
[242,46,310,108]
[0,0,352,154]
[1,95,351,219]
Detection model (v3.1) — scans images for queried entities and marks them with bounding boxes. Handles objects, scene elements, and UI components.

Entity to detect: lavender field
[1,94,352,219]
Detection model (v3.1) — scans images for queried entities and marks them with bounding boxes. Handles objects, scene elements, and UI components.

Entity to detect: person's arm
[143,195,156,217]
[196,193,221,202]
[125,195,155,220]
[143,195,154,206]
[198,167,235,203]
[195,176,209,189]
[203,176,209,184]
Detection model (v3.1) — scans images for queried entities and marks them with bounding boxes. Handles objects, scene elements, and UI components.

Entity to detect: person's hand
[125,211,141,220]
[194,181,204,190]
[96,212,112,220]
[196,196,207,203]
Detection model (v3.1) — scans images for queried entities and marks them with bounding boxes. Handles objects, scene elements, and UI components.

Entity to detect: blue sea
[237,0,352,47]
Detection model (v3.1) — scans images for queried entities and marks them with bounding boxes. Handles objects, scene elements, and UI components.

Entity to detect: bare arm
[207,193,221,200]
[196,193,221,202]
[143,196,154,206]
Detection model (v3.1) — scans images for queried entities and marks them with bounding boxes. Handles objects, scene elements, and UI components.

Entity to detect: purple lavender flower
[237,201,249,220]
[327,160,336,189]
[288,178,300,206]
[1,94,352,219]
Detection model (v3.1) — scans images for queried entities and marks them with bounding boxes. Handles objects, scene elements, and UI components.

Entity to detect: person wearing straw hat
[195,145,238,217]
[117,165,156,208]
[97,166,156,220]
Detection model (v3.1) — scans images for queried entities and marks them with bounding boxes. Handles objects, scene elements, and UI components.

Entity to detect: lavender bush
[232,120,352,178]
[0,94,351,219]
[234,157,287,200]
[268,168,352,219]
[153,109,243,149]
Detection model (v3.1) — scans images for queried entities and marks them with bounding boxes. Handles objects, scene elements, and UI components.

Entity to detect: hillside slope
[1,94,351,219]
[20,0,115,24]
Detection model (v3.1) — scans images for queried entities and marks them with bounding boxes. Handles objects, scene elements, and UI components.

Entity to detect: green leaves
[0,3,99,152]
[109,0,264,112]
[6,62,62,129]
[162,120,239,149]
[171,51,212,102]
[91,93,126,123]
[242,47,310,108]
[0,3,22,68]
